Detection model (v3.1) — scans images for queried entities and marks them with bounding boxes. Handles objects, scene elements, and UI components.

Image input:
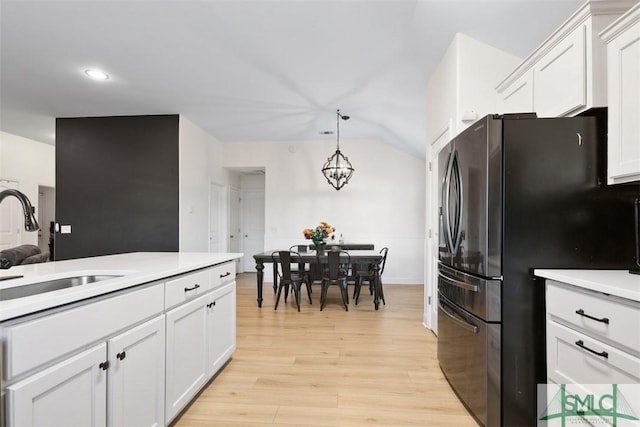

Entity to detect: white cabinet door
[497,69,534,114]
[108,315,165,427]
[207,282,236,377]
[7,343,107,427]
[606,14,640,184]
[165,293,209,423]
[534,25,587,117]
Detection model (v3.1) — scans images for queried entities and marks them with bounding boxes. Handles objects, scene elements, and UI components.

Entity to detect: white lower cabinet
[165,293,210,423]
[546,279,640,385]
[7,314,166,427]
[165,270,237,423]
[2,261,237,427]
[7,343,108,427]
[108,315,166,427]
[207,281,236,376]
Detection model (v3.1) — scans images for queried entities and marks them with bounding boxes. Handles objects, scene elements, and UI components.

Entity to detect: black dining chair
[353,247,388,305]
[317,250,350,311]
[272,250,312,311]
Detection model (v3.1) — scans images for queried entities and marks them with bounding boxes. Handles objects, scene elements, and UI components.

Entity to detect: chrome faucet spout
[0,189,40,231]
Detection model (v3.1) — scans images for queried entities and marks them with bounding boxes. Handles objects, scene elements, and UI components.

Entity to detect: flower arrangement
[303,221,335,246]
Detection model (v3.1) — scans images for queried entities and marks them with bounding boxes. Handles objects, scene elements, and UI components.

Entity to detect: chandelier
[322,109,354,191]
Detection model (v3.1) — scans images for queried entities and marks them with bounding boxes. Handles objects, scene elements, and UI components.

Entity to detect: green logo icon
[539,384,639,427]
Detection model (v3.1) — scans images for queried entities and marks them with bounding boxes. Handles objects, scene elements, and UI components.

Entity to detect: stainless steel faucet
[0,189,40,232]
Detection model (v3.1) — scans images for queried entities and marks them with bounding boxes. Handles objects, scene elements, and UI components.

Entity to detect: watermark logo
[538,384,640,426]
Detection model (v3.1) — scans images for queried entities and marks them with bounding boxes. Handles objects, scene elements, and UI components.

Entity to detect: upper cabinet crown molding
[495,0,637,117]
[600,1,640,40]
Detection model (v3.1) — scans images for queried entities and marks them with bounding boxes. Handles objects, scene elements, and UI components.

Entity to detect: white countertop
[535,269,640,303]
[0,252,242,322]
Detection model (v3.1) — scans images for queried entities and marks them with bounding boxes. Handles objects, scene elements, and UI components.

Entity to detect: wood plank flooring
[173,273,477,427]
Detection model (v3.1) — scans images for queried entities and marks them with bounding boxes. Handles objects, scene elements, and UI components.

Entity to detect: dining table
[253,249,385,309]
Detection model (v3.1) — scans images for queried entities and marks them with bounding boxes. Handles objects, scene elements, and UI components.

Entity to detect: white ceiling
[0,0,583,158]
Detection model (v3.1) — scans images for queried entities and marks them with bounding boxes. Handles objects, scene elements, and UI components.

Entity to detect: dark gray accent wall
[55,115,179,260]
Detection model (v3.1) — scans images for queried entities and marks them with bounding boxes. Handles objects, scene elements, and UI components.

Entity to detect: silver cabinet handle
[438,271,479,292]
[439,298,479,334]
[451,151,464,255]
[442,150,455,253]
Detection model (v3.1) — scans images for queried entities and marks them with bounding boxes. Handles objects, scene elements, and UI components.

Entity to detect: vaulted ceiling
[0,0,582,158]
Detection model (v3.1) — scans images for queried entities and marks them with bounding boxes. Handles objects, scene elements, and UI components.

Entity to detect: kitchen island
[0,251,242,427]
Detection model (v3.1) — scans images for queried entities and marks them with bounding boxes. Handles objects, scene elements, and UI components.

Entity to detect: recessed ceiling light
[84,69,109,80]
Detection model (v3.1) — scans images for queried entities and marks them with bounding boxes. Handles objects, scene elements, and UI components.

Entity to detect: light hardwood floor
[173,273,477,427]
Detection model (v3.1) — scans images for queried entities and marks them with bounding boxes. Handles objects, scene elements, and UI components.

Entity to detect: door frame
[240,189,265,273]
[0,178,21,250]
[208,181,228,253]
[425,120,453,333]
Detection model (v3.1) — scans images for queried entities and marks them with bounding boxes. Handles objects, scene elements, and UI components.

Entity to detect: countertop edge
[0,252,243,322]
[535,269,640,303]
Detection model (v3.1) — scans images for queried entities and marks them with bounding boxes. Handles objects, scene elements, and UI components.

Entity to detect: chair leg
[354,277,362,305]
[320,281,328,311]
[340,281,349,311]
[379,279,385,305]
[293,285,301,312]
[284,284,290,302]
[274,284,283,310]
[305,280,313,304]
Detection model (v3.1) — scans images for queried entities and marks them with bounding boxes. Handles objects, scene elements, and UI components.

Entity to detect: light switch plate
[60,225,72,234]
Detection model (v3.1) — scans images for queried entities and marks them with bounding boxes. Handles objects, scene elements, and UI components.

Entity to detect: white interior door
[242,190,265,272]
[426,120,453,334]
[37,186,55,255]
[229,187,242,272]
[209,182,227,253]
[0,179,21,250]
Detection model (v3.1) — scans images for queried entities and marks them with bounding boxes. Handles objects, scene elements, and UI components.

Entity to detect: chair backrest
[272,250,300,281]
[319,250,350,280]
[289,244,308,253]
[379,247,389,275]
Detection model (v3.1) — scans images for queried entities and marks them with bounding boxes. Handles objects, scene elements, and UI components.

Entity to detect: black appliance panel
[438,262,501,322]
[439,116,503,278]
[438,293,501,427]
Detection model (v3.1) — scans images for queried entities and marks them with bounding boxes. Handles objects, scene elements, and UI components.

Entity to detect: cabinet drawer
[165,269,210,310]
[547,320,640,385]
[210,262,236,290]
[5,283,164,380]
[546,280,640,356]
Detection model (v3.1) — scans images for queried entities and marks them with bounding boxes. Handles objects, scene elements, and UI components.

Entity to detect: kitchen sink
[0,275,123,301]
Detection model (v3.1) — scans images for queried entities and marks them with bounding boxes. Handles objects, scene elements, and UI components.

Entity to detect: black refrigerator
[436,111,639,427]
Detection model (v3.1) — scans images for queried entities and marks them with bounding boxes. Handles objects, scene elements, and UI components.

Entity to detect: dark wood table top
[253,249,382,263]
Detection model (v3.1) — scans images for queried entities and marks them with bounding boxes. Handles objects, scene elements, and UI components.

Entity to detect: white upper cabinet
[496,69,534,114]
[496,0,637,117]
[533,25,587,116]
[601,3,640,185]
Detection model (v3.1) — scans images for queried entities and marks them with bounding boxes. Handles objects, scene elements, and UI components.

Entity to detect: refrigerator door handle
[438,270,479,292]
[451,151,464,255]
[439,297,479,334]
[442,150,456,254]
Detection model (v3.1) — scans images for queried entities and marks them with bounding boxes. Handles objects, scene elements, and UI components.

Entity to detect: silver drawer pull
[438,271,479,292]
[439,300,479,334]
[184,284,200,292]
[575,340,608,359]
[575,309,609,324]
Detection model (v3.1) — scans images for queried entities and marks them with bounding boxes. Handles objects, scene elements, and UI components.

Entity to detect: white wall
[0,132,55,245]
[426,33,522,140]
[179,116,231,252]
[223,137,425,284]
